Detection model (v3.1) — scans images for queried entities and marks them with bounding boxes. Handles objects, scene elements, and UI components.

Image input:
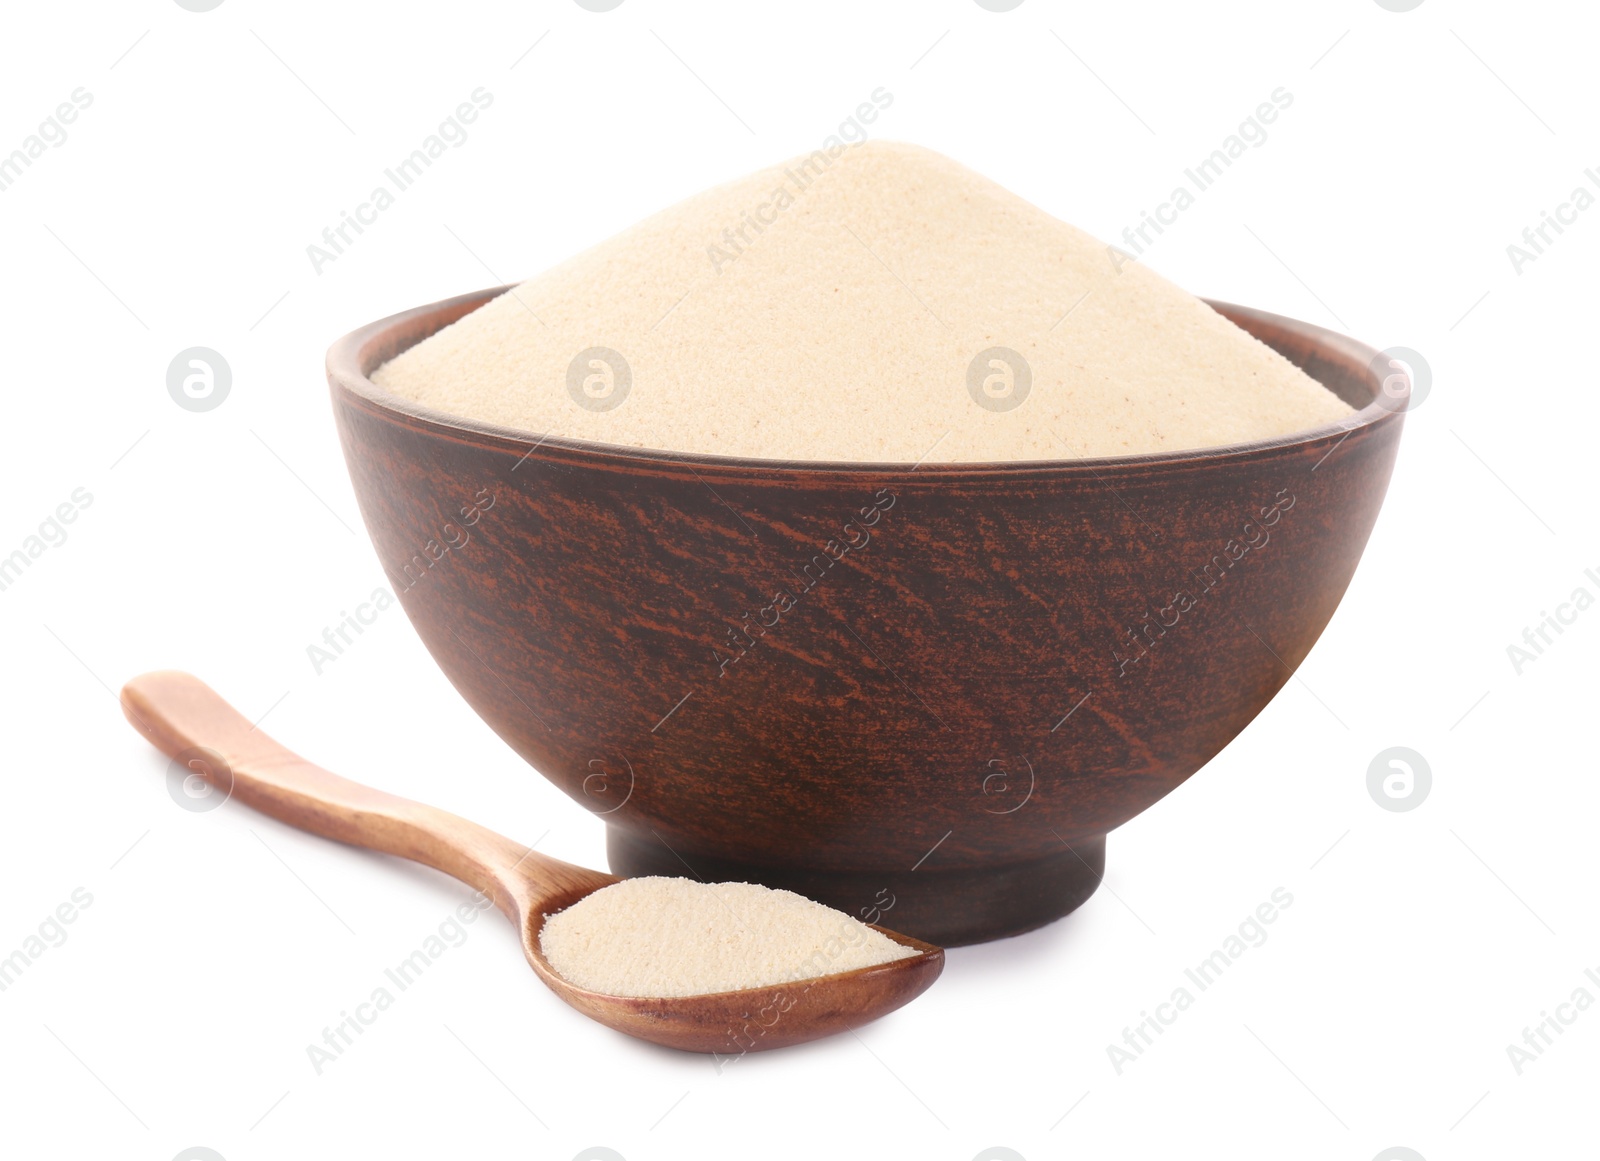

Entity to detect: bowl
[327,288,1406,946]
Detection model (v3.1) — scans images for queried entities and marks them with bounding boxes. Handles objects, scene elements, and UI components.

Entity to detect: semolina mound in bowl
[328,142,1402,945]
[371,140,1353,465]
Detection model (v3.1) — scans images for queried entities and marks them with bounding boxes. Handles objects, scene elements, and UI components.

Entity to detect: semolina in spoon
[119,671,943,1053]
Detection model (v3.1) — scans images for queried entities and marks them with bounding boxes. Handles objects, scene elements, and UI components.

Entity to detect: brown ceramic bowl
[327,288,1406,946]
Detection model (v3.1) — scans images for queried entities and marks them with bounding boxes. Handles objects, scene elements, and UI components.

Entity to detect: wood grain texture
[326,290,1407,945]
[120,671,944,1054]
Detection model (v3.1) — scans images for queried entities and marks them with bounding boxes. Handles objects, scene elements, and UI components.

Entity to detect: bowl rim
[326,284,1407,480]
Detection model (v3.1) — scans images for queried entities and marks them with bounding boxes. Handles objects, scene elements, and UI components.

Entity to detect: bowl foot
[606,829,1105,947]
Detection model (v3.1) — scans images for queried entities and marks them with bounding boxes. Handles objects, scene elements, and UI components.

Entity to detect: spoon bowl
[120,671,942,1054]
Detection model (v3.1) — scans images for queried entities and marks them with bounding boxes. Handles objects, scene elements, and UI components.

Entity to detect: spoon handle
[120,670,560,918]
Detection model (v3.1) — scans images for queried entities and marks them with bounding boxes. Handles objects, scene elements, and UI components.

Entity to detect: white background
[1,1,1594,1158]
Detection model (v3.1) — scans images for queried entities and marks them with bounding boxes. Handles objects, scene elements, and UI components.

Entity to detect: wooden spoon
[120,671,943,1054]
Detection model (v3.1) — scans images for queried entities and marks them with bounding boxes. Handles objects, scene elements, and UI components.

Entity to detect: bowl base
[606,828,1105,947]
